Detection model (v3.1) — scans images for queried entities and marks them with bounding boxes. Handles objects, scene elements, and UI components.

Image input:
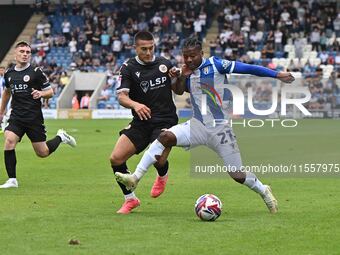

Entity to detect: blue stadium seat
[97,101,106,109]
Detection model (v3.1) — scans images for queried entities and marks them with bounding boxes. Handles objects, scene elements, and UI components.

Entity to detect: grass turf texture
[0,119,339,255]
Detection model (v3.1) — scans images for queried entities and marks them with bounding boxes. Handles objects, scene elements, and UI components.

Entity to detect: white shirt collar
[14,63,30,71]
[135,56,156,65]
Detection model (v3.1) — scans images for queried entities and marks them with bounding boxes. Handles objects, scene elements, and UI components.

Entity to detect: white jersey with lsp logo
[185,56,235,126]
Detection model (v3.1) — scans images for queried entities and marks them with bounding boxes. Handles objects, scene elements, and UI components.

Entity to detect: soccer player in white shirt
[116,37,295,213]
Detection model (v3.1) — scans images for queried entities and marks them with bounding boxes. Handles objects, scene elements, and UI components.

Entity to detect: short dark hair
[15,41,31,48]
[182,36,202,50]
[134,31,154,44]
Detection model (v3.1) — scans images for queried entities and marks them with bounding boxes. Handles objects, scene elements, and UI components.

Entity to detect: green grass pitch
[0,119,339,254]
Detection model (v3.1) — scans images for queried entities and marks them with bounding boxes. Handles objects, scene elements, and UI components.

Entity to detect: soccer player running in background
[116,37,295,213]
[0,41,76,189]
[110,31,183,214]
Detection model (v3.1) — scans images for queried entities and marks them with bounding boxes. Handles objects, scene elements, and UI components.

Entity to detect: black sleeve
[167,59,174,70]
[116,62,132,93]
[34,67,50,90]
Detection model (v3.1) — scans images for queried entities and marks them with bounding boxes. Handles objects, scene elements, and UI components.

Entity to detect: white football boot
[261,185,278,213]
[57,129,77,147]
[0,178,18,189]
[115,172,139,191]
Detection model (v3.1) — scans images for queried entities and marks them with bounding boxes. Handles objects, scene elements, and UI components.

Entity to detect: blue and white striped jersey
[186,56,235,126]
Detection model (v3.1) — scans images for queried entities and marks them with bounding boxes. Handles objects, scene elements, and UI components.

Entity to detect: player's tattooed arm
[117,91,151,120]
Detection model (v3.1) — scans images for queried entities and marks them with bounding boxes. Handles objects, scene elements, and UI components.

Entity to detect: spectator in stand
[274,28,283,52]
[72,93,80,110]
[151,12,162,27]
[60,1,68,16]
[101,30,111,51]
[43,20,51,38]
[98,84,111,101]
[85,40,93,56]
[92,28,101,53]
[175,18,183,39]
[112,32,122,58]
[36,20,45,40]
[80,93,90,109]
[310,27,320,51]
[333,14,340,37]
[319,51,329,65]
[61,19,71,41]
[335,52,340,66]
[59,72,69,91]
[217,11,225,32]
[199,10,207,35]
[320,32,327,51]
[121,28,130,46]
[69,37,77,55]
[182,19,192,38]
[72,1,81,16]
[162,13,170,33]
[262,43,274,59]
[288,59,301,72]
[84,22,94,42]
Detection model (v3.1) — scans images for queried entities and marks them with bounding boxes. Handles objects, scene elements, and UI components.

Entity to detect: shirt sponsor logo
[10,83,29,93]
[221,60,231,69]
[140,76,167,93]
[140,81,149,93]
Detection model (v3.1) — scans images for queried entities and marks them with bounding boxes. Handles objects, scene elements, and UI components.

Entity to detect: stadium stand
[2,0,340,113]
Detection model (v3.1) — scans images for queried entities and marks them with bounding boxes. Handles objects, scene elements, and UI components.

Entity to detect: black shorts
[5,119,47,143]
[119,119,177,154]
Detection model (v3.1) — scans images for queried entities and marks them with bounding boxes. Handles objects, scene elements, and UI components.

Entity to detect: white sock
[124,192,137,200]
[9,178,17,182]
[243,172,266,195]
[134,140,165,180]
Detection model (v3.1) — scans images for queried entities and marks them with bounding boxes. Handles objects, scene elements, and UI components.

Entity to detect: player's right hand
[169,67,182,78]
[133,103,151,120]
[277,72,295,83]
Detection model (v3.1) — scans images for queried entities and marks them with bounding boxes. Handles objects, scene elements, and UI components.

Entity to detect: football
[195,194,222,221]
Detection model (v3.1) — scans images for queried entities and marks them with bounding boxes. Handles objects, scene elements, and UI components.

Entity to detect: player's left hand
[31,89,42,99]
[277,72,295,83]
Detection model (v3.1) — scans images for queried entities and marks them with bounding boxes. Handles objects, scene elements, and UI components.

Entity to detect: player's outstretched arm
[117,91,151,120]
[233,62,295,83]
